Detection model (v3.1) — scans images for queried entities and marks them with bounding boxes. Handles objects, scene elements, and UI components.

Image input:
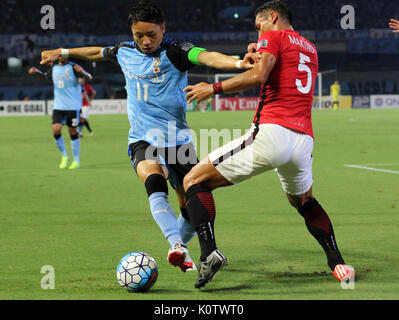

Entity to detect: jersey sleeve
[256,31,282,59]
[165,41,207,72]
[69,62,80,78]
[102,43,124,65]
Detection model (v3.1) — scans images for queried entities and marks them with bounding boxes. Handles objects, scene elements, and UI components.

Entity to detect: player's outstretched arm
[73,64,93,81]
[184,52,276,104]
[198,51,258,70]
[40,47,106,66]
[389,18,399,32]
[28,66,51,81]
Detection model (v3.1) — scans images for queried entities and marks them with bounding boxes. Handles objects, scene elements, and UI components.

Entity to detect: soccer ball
[116,251,158,292]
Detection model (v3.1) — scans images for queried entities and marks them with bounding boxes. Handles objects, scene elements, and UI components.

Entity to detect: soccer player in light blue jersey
[40,1,255,272]
[29,57,92,169]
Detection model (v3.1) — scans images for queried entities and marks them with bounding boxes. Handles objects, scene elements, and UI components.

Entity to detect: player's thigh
[67,126,78,136]
[275,132,314,196]
[163,143,198,190]
[183,155,231,191]
[207,124,282,186]
[65,110,80,129]
[51,109,65,129]
[51,123,62,135]
[128,141,168,183]
[136,161,167,183]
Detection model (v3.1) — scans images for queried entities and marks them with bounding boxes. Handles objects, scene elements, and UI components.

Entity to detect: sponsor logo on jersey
[257,40,268,50]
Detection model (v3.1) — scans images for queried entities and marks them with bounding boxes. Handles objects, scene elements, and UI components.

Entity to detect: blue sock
[71,138,80,163]
[148,192,181,248]
[54,136,68,157]
[177,213,196,245]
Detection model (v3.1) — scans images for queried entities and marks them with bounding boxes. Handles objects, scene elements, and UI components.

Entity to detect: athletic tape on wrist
[61,49,69,58]
[213,82,223,95]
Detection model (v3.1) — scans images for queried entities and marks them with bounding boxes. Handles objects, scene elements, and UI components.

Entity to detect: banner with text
[312,95,352,109]
[370,95,399,109]
[47,99,127,114]
[0,100,47,116]
[214,97,260,111]
[352,96,370,109]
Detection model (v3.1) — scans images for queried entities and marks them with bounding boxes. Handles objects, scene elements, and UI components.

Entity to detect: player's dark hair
[128,1,165,27]
[256,0,292,24]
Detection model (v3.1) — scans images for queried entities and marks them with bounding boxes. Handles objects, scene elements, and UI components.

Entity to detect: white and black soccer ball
[116,251,158,292]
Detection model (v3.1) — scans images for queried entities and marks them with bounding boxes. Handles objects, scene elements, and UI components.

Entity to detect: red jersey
[254,30,318,138]
[82,83,95,107]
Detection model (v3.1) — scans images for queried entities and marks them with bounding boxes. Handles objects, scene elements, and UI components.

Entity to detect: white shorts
[82,106,90,119]
[209,124,314,196]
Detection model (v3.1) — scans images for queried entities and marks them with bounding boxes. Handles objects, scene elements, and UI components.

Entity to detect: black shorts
[52,109,80,127]
[128,141,198,189]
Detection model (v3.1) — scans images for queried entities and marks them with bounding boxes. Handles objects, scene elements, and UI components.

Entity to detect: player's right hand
[184,82,213,104]
[40,49,61,66]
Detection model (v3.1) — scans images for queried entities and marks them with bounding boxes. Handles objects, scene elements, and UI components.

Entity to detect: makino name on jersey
[102,37,200,148]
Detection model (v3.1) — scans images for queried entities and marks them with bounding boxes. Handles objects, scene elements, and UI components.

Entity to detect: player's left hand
[184,82,214,104]
[241,52,262,69]
[389,18,399,32]
[28,67,38,74]
[73,65,84,73]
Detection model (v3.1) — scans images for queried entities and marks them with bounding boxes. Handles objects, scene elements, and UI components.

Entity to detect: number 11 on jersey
[136,82,149,102]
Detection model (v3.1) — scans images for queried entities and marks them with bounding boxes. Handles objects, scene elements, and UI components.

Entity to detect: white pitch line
[344,165,399,175]
[360,163,399,167]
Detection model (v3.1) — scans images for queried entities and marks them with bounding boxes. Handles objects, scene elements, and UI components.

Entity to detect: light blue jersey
[103,38,200,148]
[51,63,82,111]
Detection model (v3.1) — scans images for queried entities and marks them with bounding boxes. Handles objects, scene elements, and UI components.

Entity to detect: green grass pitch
[0,109,398,300]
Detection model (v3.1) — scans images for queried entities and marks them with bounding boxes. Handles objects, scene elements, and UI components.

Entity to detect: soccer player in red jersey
[183,0,354,288]
[78,77,95,136]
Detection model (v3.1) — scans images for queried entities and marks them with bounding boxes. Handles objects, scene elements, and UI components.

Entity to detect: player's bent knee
[144,174,168,197]
[70,133,79,140]
[297,197,319,216]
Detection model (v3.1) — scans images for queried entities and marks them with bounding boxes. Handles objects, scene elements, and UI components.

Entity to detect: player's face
[58,57,68,65]
[255,12,275,36]
[131,21,165,55]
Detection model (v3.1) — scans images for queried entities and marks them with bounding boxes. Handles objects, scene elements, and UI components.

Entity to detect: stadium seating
[1,0,398,100]
[1,0,397,34]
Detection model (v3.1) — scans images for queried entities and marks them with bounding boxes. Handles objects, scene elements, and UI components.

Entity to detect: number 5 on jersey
[296,52,312,94]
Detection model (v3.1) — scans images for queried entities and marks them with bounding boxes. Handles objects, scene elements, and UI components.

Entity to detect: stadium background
[1,0,399,302]
[1,0,399,113]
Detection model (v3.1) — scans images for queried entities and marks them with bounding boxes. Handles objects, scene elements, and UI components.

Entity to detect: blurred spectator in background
[78,76,95,137]
[330,80,341,110]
